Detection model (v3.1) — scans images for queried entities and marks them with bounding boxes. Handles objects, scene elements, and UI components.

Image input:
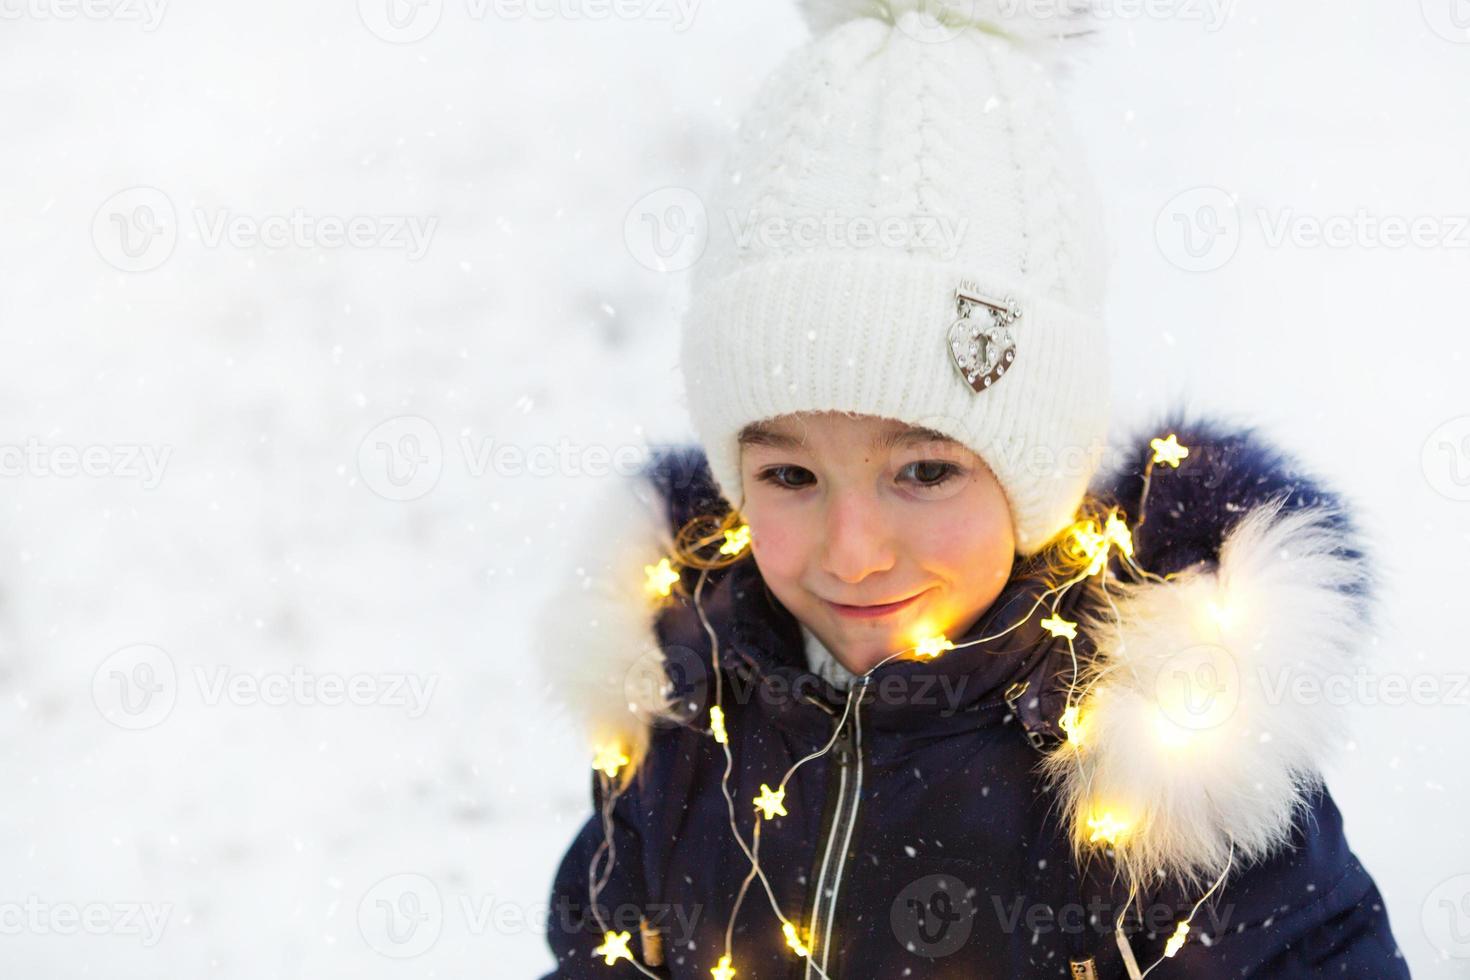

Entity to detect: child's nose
[819,492,897,584]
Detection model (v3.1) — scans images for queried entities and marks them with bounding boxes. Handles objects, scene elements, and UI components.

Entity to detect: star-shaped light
[710,954,737,980]
[1102,511,1135,559]
[1070,519,1106,558]
[643,557,681,598]
[592,743,629,779]
[719,524,751,556]
[1067,519,1109,576]
[1150,433,1190,468]
[1040,615,1077,640]
[782,922,811,957]
[593,930,633,966]
[709,705,728,745]
[1086,810,1128,845]
[1163,921,1190,958]
[913,634,954,659]
[753,783,787,820]
[1059,704,1084,747]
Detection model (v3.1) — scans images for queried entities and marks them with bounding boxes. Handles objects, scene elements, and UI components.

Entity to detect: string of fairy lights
[584,432,1235,979]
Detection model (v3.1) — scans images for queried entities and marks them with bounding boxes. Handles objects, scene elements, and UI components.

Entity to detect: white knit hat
[677,0,1112,556]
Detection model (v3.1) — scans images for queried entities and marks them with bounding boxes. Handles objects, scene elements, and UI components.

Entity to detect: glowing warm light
[1070,520,1106,559]
[1206,599,1233,632]
[594,930,633,966]
[1066,519,1110,577]
[1086,809,1128,845]
[913,634,955,659]
[1041,615,1077,640]
[644,557,681,598]
[710,705,729,744]
[592,743,630,779]
[1151,433,1190,468]
[1064,510,1136,577]
[1154,714,1193,749]
[1103,510,1135,558]
[782,921,810,957]
[719,524,751,556]
[710,954,737,980]
[753,784,788,820]
[1059,704,1084,747]
[1163,920,1190,957]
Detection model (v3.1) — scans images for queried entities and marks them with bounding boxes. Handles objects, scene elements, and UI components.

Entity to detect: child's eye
[756,465,815,490]
[899,460,962,489]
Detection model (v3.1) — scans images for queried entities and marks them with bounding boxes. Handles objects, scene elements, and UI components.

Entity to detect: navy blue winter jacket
[535,411,1409,979]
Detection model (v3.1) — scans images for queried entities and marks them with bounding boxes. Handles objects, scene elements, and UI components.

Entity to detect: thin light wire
[587,444,1237,976]
[1138,839,1237,978]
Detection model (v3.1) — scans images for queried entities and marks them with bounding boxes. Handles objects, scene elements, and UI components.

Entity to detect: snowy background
[1,0,1467,976]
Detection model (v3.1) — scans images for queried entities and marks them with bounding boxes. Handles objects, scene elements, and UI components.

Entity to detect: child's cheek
[749,516,806,581]
[908,499,1006,568]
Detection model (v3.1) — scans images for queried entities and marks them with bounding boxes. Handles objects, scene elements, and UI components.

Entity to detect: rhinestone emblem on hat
[947,281,1021,393]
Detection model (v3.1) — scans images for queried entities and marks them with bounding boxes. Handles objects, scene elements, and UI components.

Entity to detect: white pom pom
[796,0,1096,42]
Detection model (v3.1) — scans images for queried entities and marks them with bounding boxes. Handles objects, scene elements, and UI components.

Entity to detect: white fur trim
[1041,498,1374,893]
[541,473,1372,887]
[533,470,678,776]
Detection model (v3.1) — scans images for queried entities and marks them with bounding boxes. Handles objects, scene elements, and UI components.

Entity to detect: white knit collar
[799,622,859,690]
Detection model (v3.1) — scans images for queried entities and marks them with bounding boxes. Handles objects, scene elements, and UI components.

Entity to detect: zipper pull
[833,719,854,764]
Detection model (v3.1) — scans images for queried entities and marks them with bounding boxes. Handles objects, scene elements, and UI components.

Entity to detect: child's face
[737,411,1015,674]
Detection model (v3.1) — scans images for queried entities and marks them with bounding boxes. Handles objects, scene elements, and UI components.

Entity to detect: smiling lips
[824,589,930,620]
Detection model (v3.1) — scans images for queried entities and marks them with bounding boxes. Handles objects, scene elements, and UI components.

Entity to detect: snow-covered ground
[0,0,1466,976]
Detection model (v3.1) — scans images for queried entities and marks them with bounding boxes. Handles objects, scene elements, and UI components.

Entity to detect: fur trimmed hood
[533,408,1378,897]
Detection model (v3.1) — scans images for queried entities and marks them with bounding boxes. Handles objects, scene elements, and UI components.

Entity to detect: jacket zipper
[803,700,863,979]
[795,689,1016,978]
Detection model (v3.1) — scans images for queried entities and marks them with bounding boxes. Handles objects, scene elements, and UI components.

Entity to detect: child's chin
[827,630,905,673]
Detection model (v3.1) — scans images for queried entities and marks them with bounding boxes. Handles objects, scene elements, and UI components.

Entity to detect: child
[535,2,1408,976]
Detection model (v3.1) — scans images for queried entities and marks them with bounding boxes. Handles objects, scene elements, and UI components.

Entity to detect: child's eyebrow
[737,424,957,452]
[737,424,803,450]
[872,427,957,452]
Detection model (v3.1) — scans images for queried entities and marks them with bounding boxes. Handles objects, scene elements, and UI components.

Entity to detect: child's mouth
[824,589,930,620]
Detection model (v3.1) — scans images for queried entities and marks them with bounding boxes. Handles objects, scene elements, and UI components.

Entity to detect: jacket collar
[703,547,1097,744]
[535,406,1378,897]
